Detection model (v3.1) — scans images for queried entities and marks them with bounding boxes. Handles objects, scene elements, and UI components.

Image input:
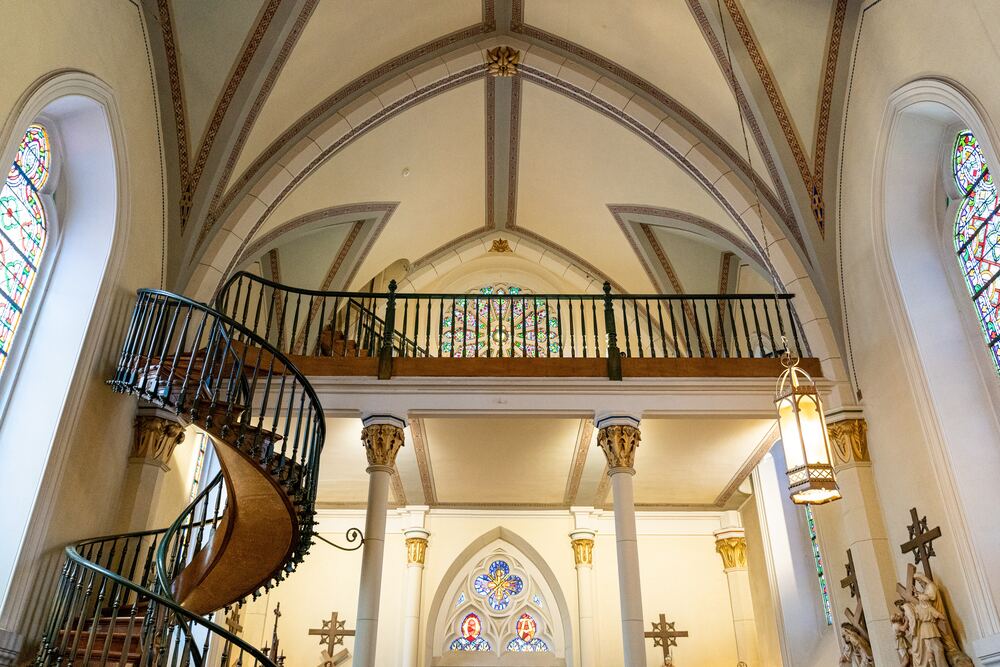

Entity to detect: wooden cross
[899,507,941,578]
[309,611,355,648]
[644,613,688,663]
[840,548,866,630]
[224,607,244,635]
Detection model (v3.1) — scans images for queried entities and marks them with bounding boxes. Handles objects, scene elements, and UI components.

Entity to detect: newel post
[378,280,397,380]
[603,282,623,381]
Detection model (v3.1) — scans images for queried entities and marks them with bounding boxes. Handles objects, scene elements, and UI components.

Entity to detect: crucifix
[900,507,941,578]
[309,611,355,649]
[262,603,286,666]
[840,548,866,631]
[644,613,688,665]
[221,606,244,667]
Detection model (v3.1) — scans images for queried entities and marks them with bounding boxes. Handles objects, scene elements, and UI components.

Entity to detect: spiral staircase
[33,289,326,667]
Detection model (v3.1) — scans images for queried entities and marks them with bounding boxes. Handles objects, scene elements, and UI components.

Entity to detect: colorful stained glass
[440,284,560,357]
[473,560,524,612]
[506,613,549,652]
[189,432,209,500]
[0,124,50,375]
[449,613,491,651]
[954,130,1000,371]
[805,506,833,625]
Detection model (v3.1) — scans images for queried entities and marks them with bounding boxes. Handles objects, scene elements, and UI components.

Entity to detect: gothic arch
[867,77,1000,638]
[424,527,573,667]
[0,71,131,630]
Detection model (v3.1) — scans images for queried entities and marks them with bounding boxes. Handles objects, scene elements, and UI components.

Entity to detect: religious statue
[895,572,973,667]
[891,600,912,667]
[839,622,874,667]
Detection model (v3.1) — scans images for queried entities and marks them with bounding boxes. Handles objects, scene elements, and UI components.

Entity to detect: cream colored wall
[0,0,165,645]
[836,0,1000,657]
[238,509,739,667]
[741,496,782,667]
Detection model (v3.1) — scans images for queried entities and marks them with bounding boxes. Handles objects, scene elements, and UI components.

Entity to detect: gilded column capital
[714,536,748,571]
[571,538,594,566]
[361,416,406,469]
[405,537,428,565]
[132,415,185,471]
[828,417,870,468]
[596,418,640,471]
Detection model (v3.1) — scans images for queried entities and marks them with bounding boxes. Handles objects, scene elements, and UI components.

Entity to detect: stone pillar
[401,527,428,667]
[714,512,759,667]
[355,415,406,667]
[119,411,186,530]
[596,415,646,667]
[571,528,598,667]
[827,414,899,666]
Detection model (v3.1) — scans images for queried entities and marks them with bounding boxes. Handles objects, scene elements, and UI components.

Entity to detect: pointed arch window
[444,551,553,655]
[953,130,1000,370]
[0,125,51,376]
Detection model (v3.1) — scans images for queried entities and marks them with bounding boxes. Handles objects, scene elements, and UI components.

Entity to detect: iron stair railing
[34,288,327,667]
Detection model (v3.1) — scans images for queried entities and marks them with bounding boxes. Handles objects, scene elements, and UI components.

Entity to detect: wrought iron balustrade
[217,272,807,380]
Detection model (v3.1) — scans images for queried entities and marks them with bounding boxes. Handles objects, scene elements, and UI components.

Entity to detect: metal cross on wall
[899,507,941,578]
[644,613,688,663]
[224,607,244,635]
[309,611,355,649]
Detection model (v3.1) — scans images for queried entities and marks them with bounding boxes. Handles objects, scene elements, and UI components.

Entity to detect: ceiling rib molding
[196,8,498,257]
[509,0,796,235]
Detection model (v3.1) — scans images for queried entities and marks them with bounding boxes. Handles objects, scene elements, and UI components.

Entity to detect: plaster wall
[240,509,740,667]
[0,0,165,647]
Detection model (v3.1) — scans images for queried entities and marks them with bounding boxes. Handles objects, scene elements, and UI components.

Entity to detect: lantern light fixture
[774,339,841,505]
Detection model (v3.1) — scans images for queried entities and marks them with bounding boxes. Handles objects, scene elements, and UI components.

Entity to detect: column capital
[597,418,641,471]
[827,417,870,469]
[570,529,596,567]
[404,528,429,565]
[132,414,186,471]
[713,531,748,571]
[361,417,406,468]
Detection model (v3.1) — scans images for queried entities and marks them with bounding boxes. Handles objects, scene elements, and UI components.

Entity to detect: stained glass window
[449,613,491,651]
[805,506,833,625]
[953,130,1000,370]
[506,613,550,652]
[440,283,560,357]
[189,432,209,500]
[444,549,557,656]
[0,125,51,376]
[474,560,524,612]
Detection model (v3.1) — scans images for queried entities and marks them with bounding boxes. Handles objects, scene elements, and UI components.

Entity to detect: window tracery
[0,124,51,375]
[444,550,553,655]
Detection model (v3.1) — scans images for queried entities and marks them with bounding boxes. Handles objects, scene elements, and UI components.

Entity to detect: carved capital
[715,536,748,570]
[361,423,405,468]
[571,538,594,566]
[828,418,869,467]
[597,424,640,470]
[405,537,427,565]
[132,416,185,471]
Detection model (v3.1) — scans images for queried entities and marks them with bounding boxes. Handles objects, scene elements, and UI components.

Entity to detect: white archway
[863,78,1000,642]
[0,71,129,632]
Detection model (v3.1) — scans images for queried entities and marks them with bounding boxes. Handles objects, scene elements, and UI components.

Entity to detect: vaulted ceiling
[147,0,854,304]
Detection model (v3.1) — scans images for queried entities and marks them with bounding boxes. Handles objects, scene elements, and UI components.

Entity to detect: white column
[714,512,759,667]
[354,415,406,667]
[570,528,598,667]
[401,527,429,667]
[596,415,646,667]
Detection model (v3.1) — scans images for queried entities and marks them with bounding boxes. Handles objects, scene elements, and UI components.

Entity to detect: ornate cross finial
[309,612,355,649]
[644,613,688,663]
[900,507,941,578]
[486,46,520,77]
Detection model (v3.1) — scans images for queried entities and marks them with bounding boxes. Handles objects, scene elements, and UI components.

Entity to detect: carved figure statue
[840,623,874,667]
[895,570,973,667]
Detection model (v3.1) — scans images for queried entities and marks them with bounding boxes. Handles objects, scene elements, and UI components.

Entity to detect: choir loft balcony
[210,272,819,381]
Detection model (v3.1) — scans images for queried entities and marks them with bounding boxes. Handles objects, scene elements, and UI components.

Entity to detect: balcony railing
[216,272,808,380]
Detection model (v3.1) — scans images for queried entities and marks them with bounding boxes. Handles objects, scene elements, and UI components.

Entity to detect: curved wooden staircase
[33,289,326,667]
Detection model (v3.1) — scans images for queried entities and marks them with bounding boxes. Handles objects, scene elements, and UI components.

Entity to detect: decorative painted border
[410,418,438,505]
[155,0,189,183]
[562,420,594,505]
[506,75,522,229]
[485,75,496,229]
